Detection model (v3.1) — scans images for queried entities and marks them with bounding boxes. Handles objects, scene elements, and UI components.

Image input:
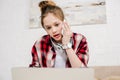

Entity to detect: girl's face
[43,13,63,43]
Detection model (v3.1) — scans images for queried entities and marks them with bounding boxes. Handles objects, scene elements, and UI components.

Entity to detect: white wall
[0,0,120,80]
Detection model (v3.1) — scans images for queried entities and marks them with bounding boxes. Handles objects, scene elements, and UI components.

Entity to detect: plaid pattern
[29,33,89,68]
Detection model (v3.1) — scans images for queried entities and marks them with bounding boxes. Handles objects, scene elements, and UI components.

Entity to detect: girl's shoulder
[73,32,86,41]
[35,35,50,44]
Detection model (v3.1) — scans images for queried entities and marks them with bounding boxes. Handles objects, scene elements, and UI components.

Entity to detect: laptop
[11,67,94,80]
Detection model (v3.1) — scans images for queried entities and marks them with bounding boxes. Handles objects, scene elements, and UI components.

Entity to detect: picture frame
[29,0,106,28]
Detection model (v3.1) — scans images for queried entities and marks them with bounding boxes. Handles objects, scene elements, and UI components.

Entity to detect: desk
[94,66,120,80]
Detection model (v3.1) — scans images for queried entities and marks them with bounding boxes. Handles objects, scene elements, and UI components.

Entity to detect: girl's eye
[55,23,59,27]
[46,26,51,30]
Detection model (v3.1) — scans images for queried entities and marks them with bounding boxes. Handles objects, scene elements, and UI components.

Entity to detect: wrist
[65,48,72,51]
[62,42,72,49]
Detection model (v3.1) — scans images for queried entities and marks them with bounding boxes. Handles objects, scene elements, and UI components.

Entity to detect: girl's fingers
[65,22,70,30]
[63,22,70,31]
[63,22,67,31]
[62,23,65,32]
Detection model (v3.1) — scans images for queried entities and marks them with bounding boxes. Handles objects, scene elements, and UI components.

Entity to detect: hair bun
[39,1,56,10]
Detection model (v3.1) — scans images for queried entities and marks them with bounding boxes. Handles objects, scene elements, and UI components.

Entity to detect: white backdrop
[0,0,120,80]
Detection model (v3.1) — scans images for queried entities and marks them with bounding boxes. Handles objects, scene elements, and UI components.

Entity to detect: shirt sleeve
[29,43,40,67]
[76,36,89,67]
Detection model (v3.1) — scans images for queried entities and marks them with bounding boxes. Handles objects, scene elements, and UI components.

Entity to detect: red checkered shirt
[29,33,89,68]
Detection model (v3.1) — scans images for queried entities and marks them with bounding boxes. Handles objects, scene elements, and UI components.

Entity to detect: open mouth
[53,34,60,38]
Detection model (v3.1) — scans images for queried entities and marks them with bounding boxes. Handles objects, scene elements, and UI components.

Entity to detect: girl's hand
[62,22,72,45]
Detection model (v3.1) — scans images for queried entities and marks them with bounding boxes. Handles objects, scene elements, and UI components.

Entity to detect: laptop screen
[11,67,94,80]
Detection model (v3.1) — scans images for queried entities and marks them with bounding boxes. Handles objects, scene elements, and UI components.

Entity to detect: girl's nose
[52,27,57,33]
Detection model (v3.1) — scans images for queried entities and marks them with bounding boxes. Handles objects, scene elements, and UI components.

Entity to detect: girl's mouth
[53,34,60,38]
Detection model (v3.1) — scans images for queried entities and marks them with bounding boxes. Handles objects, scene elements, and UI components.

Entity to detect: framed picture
[29,0,106,28]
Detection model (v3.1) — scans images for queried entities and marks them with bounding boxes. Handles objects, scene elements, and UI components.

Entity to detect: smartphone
[64,19,66,23]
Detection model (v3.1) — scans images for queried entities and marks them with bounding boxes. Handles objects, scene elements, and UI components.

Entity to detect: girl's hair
[39,0,64,28]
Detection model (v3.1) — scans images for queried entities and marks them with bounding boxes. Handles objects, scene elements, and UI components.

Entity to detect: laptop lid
[11,67,94,80]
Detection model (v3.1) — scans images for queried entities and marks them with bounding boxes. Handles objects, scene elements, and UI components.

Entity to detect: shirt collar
[50,38,63,50]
